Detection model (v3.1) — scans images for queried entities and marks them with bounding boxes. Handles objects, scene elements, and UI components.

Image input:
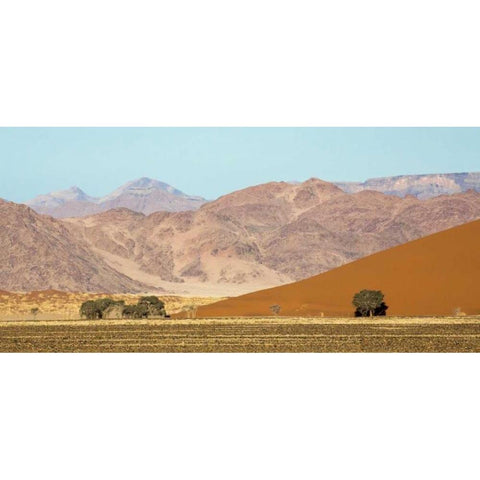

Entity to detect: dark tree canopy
[80,300,101,320]
[352,290,388,317]
[122,304,148,319]
[80,298,124,319]
[80,296,166,320]
[138,296,166,317]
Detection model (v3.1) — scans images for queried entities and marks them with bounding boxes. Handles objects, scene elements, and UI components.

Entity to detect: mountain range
[26,178,207,217]
[23,172,480,218]
[2,175,480,294]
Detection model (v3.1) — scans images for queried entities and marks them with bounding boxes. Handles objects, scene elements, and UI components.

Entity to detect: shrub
[183,304,197,319]
[269,304,281,315]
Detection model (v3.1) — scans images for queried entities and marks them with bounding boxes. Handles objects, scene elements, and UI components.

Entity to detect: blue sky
[0,127,479,202]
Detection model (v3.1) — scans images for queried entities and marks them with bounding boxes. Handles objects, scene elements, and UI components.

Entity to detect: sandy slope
[195,219,480,317]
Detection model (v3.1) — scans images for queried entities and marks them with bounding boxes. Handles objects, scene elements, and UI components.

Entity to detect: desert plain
[2,316,480,353]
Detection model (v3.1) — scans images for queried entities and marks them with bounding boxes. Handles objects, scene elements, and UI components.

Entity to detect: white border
[1,354,479,480]
[1,0,479,126]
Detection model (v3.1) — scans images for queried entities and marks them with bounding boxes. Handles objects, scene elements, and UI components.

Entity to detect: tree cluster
[79,298,123,320]
[80,296,167,320]
[123,296,167,319]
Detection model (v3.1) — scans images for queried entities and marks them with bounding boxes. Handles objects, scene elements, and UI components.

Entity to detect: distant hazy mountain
[26,178,207,218]
[334,172,480,199]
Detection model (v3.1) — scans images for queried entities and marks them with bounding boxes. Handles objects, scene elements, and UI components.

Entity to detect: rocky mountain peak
[24,178,207,218]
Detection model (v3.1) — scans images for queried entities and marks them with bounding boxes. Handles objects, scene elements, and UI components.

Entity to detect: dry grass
[1,316,480,352]
[0,290,225,320]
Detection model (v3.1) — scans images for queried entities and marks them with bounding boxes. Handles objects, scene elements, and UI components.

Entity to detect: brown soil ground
[195,219,480,318]
[1,317,480,352]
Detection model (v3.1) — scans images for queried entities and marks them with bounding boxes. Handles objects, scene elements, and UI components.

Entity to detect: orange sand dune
[197,219,480,317]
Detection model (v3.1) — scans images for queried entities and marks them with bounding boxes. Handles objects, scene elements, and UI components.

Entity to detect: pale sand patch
[89,247,286,297]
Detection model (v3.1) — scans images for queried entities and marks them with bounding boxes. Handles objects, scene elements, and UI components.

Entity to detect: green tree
[122,303,149,319]
[80,300,101,320]
[138,296,166,317]
[95,298,124,314]
[80,298,124,320]
[30,307,39,319]
[122,305,137,319]
[352,290,387,317]
[135,302,149,318]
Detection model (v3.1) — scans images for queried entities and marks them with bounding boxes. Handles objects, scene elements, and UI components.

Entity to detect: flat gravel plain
[1,317,480,352]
